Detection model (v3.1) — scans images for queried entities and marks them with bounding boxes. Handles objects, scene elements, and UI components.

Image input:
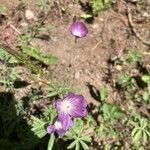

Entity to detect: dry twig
[9,24,21,35]
[127,4,150,46]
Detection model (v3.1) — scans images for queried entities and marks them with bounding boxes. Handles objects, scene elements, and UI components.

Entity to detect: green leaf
[47,134,55,150]
[80,136,92,142]
[46,91,58,97]
[0,43,43,75]
[127,50,142,63]
[131,128,138,137]
[144,130,150,137]
[22,46,57,65]
[101,103,123,123]
[67,140,78,149]
[31,116,47,138]
[71,119,84,136]
[17,35,32,46]
[118,73,132,87]
[99,86,108,101]
[133,130,142,142]
[141,74,150,83]
[41,54,58,65]
[65,119,92,149]
[91,0,112,15]
[42,106,57,123]
[0,4,7,13]
[140,119,148,128]
[108,127,117,138]
[22,46,42,61]
[75,142,80,150]
[79,140,89,150]
[0,48,18,63]
[81,14,93,19]
[65,131,77,139]
[143,131,148,142]
[143,91,150,101]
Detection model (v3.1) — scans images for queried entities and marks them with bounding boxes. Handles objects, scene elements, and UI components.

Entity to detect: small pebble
[75,71,80,79]
[116,65,122,71]
[20,22,28,27]
[92,23,99,29]
[25,10,36,20]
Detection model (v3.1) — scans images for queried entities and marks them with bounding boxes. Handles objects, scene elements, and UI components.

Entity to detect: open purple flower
[55,93,87,128]
[70,21,88,38]
[47,118,73,137]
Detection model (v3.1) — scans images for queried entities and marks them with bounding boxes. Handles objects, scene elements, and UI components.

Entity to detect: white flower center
[73,30,81,37]
[60,100,72,114]
[54,121,62,130]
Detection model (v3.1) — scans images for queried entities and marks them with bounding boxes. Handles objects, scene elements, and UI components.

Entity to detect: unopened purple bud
[70,21,88,38]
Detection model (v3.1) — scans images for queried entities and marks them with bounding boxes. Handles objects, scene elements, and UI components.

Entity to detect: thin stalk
[0,41,44,76]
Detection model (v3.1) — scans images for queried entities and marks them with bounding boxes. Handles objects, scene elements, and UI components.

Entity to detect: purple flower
[70,21,88,38]
[55,93,87,128]
[47,118,73,137]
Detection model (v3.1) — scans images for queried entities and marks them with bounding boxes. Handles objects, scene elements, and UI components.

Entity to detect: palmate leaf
[141,74,150,83]
[31,116,47,138]
[66,131,90,149]
[91,0,112,15]
[132,129,142,142]
[131,128,138,137]
[67,140,78,149]
[101,103,124,123]
[80,136,92,142]
[65,131,77,140]
[127,50,142,63]
[143,131,148,142]
[99,86,108,101]
[145,130,150,137]
[42,106,57,123]
[143,91,150,102]
[72,119,84,135]
[79,140,89,150]
[140,119,148,128]
[41,54,58,65]
[66,119,91,150]
[131,117,150,143]
[75,142,80,150]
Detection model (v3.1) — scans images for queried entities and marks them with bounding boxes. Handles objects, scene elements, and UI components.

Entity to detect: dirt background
[0,0,150,105]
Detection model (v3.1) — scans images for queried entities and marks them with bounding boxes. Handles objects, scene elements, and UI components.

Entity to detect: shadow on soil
[86,82,100,101]
[0,91,48,150]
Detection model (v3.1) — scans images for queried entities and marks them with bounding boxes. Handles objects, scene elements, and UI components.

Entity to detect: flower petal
[56,129,66,137]
[55,99,62,110]
[47,125,55,134]
[58,113,73,131]
[64,93,87,117]
[70,21,88,38]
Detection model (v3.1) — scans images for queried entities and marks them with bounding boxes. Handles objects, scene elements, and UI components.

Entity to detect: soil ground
[0,0,150,149]
[0,0,150,104]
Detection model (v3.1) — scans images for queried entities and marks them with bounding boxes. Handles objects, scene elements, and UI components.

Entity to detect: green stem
[0,42,44,76]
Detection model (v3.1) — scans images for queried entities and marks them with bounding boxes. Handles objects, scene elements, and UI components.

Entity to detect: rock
[92,23,99,29]
[74,71,80,79]
[20,22,28,27]
[143,12,150,18]
[115,65,122,71]
[25,10,36,20]
[146,0,150,6]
